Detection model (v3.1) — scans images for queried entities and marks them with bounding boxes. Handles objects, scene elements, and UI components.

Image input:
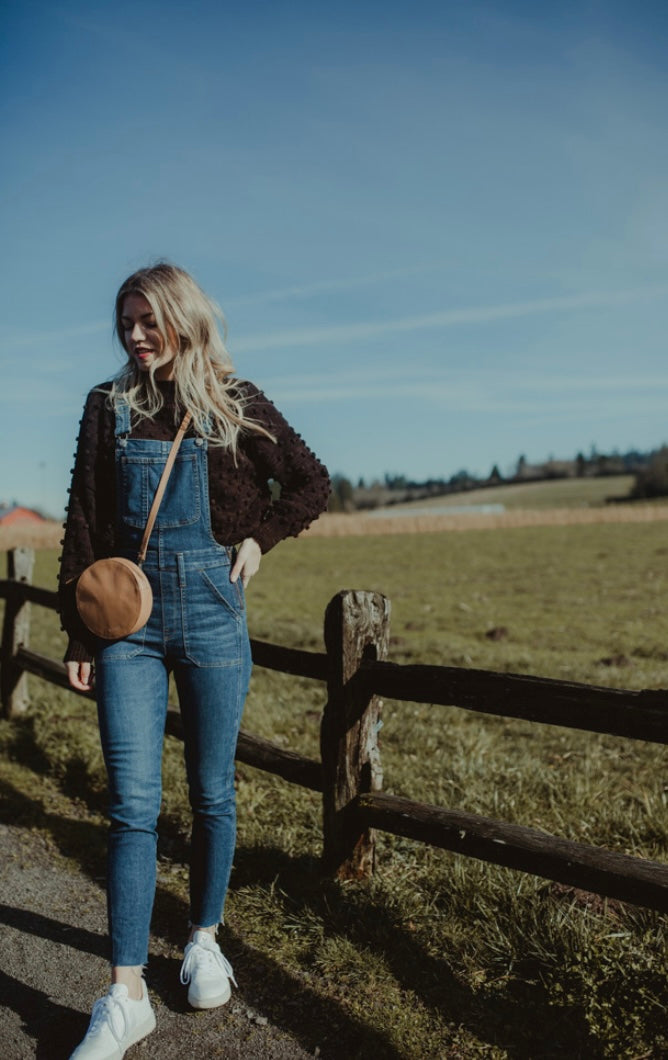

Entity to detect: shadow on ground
[231,844,604,1060]
[0,777,403,1059]
[0,713,605,1060]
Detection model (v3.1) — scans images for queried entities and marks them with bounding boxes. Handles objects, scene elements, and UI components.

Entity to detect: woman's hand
[230,538,261,588]
[67,660,95,692]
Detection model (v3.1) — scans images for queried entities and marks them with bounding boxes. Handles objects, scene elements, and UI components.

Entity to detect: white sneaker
[180,930,238,1009]
[70,981,156,1059]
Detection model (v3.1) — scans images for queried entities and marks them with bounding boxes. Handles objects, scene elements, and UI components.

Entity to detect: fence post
[321,589,391,879]
[1,547,35,718]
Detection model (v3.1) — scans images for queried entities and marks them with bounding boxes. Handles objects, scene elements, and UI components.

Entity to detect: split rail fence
[2,546,668,912]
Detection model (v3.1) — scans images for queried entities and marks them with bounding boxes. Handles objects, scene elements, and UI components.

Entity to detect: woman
[59,263,330,1059]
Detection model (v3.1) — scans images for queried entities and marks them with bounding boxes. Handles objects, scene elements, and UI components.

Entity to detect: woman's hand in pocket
[230,538,261,588]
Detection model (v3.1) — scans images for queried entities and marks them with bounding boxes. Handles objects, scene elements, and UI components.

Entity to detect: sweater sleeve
[58,385,116,663]
[242,384,331,553]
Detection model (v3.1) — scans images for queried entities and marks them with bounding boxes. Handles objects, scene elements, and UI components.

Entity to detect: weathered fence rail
[361,659,668,743]
[2,547,668,911]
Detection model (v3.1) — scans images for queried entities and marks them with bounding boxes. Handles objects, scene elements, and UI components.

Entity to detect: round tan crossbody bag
[75,411,192,640]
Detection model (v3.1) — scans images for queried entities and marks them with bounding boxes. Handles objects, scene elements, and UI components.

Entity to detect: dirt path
[0,823,315,1060]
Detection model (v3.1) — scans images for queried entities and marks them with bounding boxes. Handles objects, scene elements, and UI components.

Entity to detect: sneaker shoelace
[180,940,238,988]
[88,992,131,1046]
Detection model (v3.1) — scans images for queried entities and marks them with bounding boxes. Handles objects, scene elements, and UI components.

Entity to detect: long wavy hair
[109,262,274,452]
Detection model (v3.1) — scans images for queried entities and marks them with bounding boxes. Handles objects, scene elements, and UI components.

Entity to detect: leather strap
[137,411,193,565]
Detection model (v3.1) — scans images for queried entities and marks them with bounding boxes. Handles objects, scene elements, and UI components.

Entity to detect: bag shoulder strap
[137,411,193,565]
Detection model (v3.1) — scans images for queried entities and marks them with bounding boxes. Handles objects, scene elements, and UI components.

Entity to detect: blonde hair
[110,262,274,452]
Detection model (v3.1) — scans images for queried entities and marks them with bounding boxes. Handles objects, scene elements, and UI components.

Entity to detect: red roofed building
[0,504,46,526]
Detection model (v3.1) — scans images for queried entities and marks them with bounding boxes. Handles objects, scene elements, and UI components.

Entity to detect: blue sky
[2,0,668,515]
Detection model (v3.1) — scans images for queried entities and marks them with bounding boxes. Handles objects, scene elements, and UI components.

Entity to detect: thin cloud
[265,366,668,415]
[224,264,443,308]
[0,375,82,409]
[1,269,439,352]
[5,284,664,356]
[515,374,668,393]
[3,320,110,352]
[233,284,668,353]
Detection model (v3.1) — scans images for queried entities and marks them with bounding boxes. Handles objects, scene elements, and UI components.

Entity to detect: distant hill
[380,474,637,513]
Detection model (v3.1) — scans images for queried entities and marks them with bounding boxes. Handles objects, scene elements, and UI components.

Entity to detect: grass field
[380,474,638,511]
[304,476,668,539]
[1,518,667,1057]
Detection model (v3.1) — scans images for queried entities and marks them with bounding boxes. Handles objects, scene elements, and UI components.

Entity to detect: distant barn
[0,504,46,526]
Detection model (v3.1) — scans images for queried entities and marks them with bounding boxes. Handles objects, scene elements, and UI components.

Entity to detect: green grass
[1,525,667,1058]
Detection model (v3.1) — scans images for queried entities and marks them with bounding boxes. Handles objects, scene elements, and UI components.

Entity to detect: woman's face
[120,293,177,380]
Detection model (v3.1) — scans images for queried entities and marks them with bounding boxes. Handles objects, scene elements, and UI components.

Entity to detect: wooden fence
[2,546,668,912]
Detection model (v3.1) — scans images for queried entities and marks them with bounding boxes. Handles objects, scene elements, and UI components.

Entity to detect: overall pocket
[182,563,246,667]
[119,451,201,529]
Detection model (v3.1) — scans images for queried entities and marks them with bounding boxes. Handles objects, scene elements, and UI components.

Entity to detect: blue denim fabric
[95,401,252,966]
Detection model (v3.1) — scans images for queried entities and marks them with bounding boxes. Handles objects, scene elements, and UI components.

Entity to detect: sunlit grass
[2,524,667,1057]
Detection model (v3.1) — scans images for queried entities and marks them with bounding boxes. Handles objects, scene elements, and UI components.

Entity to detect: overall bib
[95,401,253,967]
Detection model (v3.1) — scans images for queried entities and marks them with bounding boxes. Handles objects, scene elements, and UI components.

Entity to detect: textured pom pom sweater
[58,379,331,663]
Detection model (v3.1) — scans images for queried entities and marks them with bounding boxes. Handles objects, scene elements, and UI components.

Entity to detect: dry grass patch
[0,520,63,552]
[306,504,668,537]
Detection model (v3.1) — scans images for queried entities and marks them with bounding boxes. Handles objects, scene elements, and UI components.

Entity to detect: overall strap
[114,399,131,438]
[137,411,193,565]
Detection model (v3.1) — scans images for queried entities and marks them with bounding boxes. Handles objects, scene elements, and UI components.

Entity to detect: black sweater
[59,379,331,662]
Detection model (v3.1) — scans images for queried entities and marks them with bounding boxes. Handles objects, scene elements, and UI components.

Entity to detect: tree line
[328,445,661,512]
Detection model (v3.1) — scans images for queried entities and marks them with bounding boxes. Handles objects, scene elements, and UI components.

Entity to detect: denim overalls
[95,400,253,967]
